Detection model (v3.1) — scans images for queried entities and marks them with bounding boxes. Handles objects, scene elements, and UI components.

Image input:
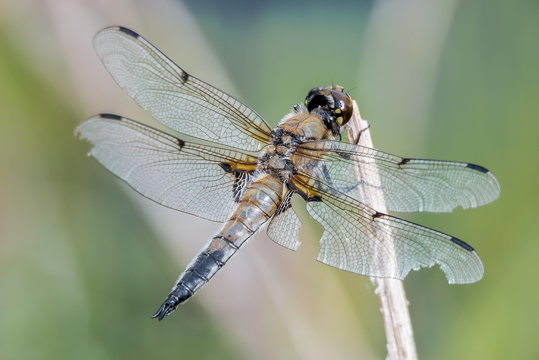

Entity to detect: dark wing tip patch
[466,163,489,174]
[118,26,140,38]
[99,113,123,120]
[450,236,475,252]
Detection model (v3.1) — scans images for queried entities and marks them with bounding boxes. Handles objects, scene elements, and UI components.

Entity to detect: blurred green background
[0,0,537,359]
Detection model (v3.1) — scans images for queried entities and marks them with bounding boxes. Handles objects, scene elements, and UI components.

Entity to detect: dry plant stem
[345,101,418,360]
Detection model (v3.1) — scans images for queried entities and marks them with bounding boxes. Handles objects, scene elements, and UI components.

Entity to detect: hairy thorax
[257,109,335,182]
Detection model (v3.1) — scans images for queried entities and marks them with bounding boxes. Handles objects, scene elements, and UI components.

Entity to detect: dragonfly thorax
[258,140,297,180]
[259,107,339,181]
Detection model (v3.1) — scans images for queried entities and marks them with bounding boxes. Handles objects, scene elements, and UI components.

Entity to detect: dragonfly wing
[290,175,484,284]
[76,114,257,222]
[297,140,500,213]
[267,191,303,251]
[93,26,272,152]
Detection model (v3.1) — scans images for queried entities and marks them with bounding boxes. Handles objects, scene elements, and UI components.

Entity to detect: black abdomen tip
[152,294,180,321]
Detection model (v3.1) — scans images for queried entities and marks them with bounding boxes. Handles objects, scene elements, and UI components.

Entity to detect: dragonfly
[76,26,500,320]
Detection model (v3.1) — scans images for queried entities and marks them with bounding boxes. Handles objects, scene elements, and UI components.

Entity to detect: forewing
[267,191,303,251]
[93,26,272,152]
[297,140,500,212]
[76,114,257,222]
[299,183,484,284]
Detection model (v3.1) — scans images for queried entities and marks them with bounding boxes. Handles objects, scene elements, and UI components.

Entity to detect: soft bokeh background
[1,0,537,359]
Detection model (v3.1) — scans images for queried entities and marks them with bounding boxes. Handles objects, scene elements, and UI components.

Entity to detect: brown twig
[345,101,418,360]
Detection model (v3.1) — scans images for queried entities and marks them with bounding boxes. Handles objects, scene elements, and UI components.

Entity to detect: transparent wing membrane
[76,114,257,222]
[93,27,272,152]
[267,191,303,251]
[298,140,500,213]
[301,181,484,284]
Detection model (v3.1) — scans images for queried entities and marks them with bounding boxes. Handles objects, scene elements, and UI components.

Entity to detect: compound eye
[305,87,332,112]
[331,91,353,126]
[306,94,329,112]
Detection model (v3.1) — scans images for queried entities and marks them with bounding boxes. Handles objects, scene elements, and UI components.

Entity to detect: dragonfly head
[304,86,353,134]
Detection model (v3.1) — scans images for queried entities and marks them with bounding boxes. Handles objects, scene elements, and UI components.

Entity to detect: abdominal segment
[153,174,283,319]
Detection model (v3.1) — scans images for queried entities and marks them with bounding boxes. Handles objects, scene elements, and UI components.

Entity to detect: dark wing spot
[371,211,387,221]
[180,71,189,83]
[450,236,475,252]
[100,113,122,120]
[398,158,411,166]
[466,163,489,173]
[219,162,233,173]
[118,26,140,38]
[176,138,185,149]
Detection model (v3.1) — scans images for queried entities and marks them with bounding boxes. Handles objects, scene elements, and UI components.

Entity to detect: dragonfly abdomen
[152,174,284,320]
